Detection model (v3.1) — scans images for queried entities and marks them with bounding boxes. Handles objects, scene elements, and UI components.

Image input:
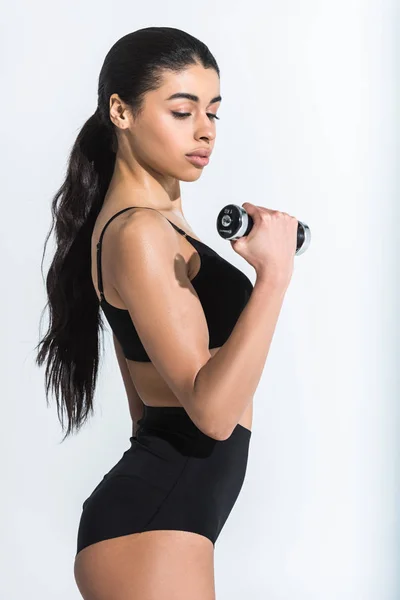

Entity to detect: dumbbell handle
[216,204,311,256]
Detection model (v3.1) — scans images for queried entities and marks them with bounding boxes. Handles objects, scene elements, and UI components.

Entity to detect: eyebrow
[165,92,222,105]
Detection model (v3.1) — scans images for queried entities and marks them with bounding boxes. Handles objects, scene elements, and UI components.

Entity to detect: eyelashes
[171,111,220,121]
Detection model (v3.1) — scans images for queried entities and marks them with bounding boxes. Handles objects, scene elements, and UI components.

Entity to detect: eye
[171,111,220,121]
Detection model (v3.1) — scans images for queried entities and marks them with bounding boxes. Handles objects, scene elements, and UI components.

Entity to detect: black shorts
[76,405,251,556]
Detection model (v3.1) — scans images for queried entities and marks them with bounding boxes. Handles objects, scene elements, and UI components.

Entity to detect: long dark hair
[35,27,220,442]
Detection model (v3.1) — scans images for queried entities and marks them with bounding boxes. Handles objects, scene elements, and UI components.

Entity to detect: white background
[1,1,398,598]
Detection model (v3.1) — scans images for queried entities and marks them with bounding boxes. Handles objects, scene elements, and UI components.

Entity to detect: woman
[36,26,297,600]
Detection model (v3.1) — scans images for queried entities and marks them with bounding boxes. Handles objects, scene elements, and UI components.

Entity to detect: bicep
[111,212,212,433]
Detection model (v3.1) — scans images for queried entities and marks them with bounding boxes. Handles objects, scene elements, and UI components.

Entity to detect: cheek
[139,136,181,173]
[135,113,189,169]
[149,116,181,152]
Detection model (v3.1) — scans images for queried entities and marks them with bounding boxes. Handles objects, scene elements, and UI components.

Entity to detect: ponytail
[35,108,116,442]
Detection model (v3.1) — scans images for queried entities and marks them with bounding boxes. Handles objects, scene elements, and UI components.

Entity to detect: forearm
[192,276,288,439]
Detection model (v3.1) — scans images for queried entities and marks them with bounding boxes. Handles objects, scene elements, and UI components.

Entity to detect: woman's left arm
[112,333,145,437]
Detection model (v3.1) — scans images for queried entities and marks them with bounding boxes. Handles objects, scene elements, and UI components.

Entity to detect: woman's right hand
[230,202,298,287]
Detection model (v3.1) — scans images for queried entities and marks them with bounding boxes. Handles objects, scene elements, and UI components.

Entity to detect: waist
[134,405,250,457]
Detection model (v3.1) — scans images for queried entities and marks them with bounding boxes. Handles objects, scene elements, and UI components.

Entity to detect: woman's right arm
[109,208,289,441]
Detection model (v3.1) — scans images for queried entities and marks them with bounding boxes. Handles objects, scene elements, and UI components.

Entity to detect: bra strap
[96,206,188,302]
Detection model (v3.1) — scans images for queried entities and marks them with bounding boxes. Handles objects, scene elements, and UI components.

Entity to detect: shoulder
[118,208,182,263]
[108,207,186,279]
[100,206,179,255]
[117,207,178,244]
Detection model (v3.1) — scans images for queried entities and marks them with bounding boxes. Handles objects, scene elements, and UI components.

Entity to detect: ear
[109,94,131,130]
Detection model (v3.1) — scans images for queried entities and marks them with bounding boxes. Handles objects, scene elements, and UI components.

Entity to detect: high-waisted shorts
[76,405,251,556]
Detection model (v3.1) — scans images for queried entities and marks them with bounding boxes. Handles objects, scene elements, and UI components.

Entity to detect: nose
[194,114,216,143]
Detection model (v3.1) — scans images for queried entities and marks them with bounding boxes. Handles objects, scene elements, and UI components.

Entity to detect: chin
[179,164,204,181]
[179,171,203,182]
[162,162,204,182]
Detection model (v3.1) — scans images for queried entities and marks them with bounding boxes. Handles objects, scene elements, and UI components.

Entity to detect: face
[111,63,221,182]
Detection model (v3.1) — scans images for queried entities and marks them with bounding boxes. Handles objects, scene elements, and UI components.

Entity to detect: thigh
[74,529,216,600]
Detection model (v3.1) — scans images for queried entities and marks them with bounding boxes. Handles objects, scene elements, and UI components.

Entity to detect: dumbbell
[216,204,311,256]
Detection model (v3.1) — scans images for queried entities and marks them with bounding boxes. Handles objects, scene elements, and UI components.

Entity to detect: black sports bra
[96,206,254,362]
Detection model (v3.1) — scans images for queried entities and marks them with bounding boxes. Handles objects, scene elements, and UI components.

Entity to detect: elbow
[189,381,233,440]
[200,416,233,441]
[214,427,233,441]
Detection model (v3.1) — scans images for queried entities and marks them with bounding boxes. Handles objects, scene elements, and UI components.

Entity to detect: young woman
[36,26,297,600]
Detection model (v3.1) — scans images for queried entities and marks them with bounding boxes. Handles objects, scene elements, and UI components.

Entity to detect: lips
[186,148,211,158]
[185,155,210,167]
